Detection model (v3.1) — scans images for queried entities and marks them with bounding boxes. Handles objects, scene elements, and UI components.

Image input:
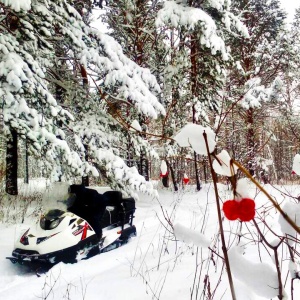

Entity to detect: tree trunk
[126,133,134,167]
[192,99,201,190]
[6,129,18,195]
[24,139,29,184]
[203,159,207,183]
[247,108,256,176]
[54,31,66,182]
[82,143,89,186]
[139,147,149,181]
[166,159,178,191]
[81,65,90,186]
[135,14,149,181]
[190,32,202,191]
[138,116,149,181]
[193,151,201,190]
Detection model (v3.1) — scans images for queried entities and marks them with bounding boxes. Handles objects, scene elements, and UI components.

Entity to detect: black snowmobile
[6,185,136,271]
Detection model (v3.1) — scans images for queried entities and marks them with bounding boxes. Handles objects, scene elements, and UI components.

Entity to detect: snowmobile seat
[122,198,135,225]
[103,191,123,207]
[100,191,123,228]
[68,184,108,238]
[122,198,135,212]
[101,192,135,228]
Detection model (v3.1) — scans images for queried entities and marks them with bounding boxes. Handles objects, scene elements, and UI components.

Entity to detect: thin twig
[232,160,300,235]
[203,131,236,300]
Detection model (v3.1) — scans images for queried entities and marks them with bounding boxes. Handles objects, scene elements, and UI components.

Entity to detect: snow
[228,246,279,298]
[0,2,297,297]
[0,0,167,194]
[1,0,31,12]
[278,201,300,245]
[160,160,167,175]
[156,0,248,61]
[130,120,142,132]
[174,123,216,155]
[213,150,238,176]
[292,154,300,175]
[239,77,283,110]
[1,182,300,299]
[174,223,210,248]
[236,178,258,199]
[156,1,230,60]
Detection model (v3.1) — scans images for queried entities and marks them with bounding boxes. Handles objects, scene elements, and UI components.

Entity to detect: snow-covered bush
[171,122,300,299]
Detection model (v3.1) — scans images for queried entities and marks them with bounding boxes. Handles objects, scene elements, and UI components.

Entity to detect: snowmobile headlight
[40,215,64,230]
[49,218,61,229]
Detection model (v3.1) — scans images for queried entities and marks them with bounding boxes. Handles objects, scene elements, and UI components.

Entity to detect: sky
[280,1,298,21]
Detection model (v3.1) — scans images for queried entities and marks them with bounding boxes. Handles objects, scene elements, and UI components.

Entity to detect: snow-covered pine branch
[0,0,165,196]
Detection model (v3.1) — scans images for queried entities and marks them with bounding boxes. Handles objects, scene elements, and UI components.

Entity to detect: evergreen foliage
[219,0,288,177]
[0,0,300,193]
[0,0,164,197]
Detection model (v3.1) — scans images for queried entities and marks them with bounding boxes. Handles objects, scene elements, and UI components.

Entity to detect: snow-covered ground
[1,182,300,299]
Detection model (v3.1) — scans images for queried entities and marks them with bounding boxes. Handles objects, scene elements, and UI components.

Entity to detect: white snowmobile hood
[14,211,96,255]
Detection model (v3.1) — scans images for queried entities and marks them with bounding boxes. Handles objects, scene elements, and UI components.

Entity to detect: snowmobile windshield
[40,209,65,230]
[42,182,70,211]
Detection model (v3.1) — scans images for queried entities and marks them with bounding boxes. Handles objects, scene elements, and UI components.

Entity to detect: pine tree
[102,0,165,181]
[0,0,164,196]
[155,0,248,188]
[267,7,300,182]
[222,0,287,177]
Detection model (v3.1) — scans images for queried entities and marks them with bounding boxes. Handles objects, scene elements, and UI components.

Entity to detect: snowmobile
[6,188,136,271]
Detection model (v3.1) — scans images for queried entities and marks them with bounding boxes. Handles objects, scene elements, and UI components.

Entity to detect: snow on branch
[228,246,279,298]
[213,150,238,176]
[0,0,31,12]
[94,148,158,199]
[174,123,216,155]
[278,201,300,245]
[156,1,229,59]
[174,223,210,248]
[240,77,283,109]
[83,31,165,118]
[204,0,249,37]
[0,0,165,188]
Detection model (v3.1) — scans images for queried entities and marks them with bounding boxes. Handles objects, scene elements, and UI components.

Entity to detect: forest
[0,0,299,195]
